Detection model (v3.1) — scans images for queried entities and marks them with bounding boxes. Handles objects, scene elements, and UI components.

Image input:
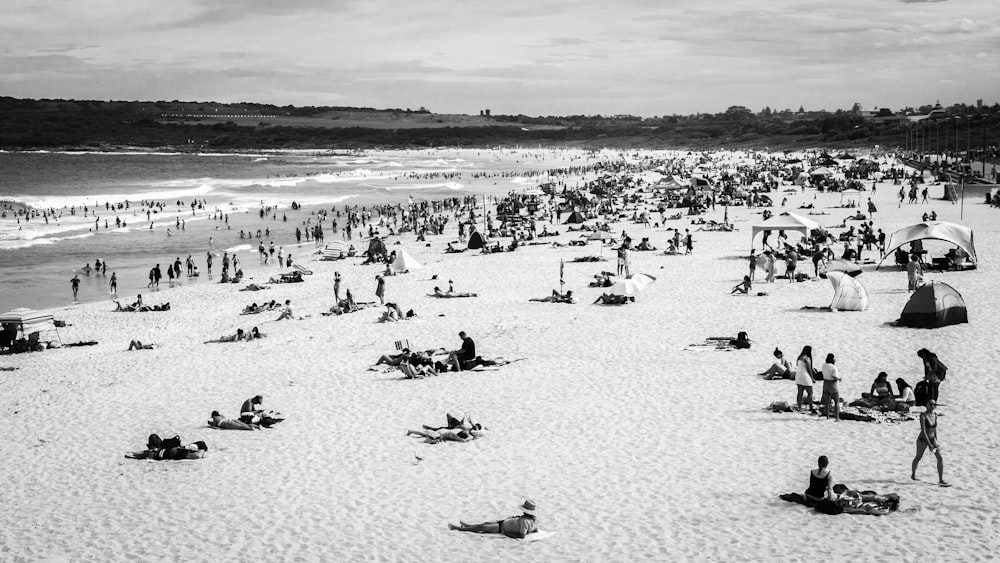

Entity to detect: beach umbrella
[608,278,645,297]
[626,273,657,288]
[585,231,612,241]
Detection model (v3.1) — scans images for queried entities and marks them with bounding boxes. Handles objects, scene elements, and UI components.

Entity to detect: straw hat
[518,499,537,514]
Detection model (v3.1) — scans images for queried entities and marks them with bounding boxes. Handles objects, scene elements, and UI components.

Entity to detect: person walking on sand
[109,272,117,295]
[449,499,539,539]
[375,275,385,305]
[911,399,949,486]
[71,274,81,299]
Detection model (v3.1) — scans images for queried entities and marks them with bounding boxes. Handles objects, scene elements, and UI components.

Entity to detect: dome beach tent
[467,230,487,250]
[878,221,976,270]
[896,281,968,328]
[827,271,869,311]
[751,212,820,248]
[390,249,423,273]
[564,211,587,224]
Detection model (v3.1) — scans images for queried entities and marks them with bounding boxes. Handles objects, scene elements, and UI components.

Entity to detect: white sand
[2,155,999,561]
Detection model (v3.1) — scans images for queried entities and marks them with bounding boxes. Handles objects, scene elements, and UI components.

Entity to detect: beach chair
[395,339,412,352]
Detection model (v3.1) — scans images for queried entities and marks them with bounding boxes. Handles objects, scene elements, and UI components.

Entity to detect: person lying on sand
[530,290,576,304]
[759,348,792,379]
[208,410,257,430]
[125,434,207,460]
[205,328,245,343]
[240,283,267,291]
[406,428,476,443]
[430,287,477,298]
[449,499,539,539]
[128,340,156,350]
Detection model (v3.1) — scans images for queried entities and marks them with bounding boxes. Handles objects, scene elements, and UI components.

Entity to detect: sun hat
[518,499,536,514]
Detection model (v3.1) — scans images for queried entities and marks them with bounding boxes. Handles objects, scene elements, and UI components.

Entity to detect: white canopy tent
[751,212,820,245]
[878,221,977,269]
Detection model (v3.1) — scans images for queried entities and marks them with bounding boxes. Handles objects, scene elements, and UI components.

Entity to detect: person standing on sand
[206,252,213,275]
[278,246,284,268]
[334,272,342,302]
[748,250,757,281]
[795,346,817,413]
[153,264,161,288]
[109,272,117,295]
[820,353,842,421]
[71,275,80,299]
[912,399,949,486]
[375,275,385,305]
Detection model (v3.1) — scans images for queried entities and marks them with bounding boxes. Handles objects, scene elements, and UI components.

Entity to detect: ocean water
[0,148,571,313]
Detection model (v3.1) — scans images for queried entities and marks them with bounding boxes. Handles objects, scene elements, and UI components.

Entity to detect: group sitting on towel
[849,373,916,411]
[125,434,208,460]
[407,413,485,443]
[220,269,244,284]
[114,295,170,312]
[204,327,263,343]
[237,395,285,427]
[594,293,633,305]
[530,290,576,304]
[325,289,366,315]
[378,302,413,322]
[242,300,280,315]
[269,271,304,284]
[634,237,656,251]
[589,272,615,287]
[780,455,900,516]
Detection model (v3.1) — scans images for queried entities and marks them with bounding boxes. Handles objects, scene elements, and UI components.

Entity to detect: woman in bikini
[911,399,949,486]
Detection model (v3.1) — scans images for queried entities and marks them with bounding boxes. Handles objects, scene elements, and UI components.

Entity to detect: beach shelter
[467,230,487,250]
[823,259,862,277]
[390,249,423,273]
[608,278,645,297]
[0,308,60,348]
[827,271,870,311]
[751,212,819,245]
[879,221,977,269]
[320,241,348,260]
[564,211,586,224]
[810,167,834,177]
[626,273,657,289]
[897,281,968,328]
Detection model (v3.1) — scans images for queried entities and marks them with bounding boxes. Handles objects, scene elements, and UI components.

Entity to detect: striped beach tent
[320,241,348,260]
[0,307,60,345]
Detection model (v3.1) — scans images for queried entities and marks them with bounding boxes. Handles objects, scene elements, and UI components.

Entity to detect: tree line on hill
[0,97,997,153]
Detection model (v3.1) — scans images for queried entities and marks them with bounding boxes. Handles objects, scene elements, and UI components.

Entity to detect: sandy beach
[2,151,999,561]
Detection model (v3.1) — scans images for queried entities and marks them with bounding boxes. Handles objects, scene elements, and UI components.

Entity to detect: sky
[1,0,998,116]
